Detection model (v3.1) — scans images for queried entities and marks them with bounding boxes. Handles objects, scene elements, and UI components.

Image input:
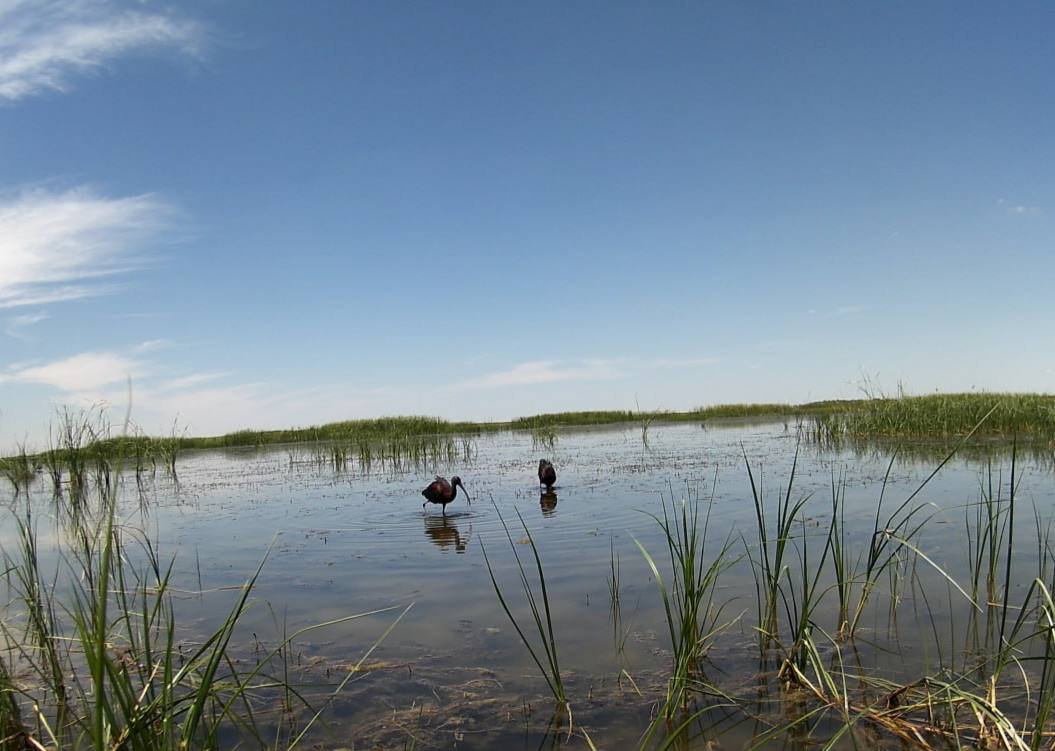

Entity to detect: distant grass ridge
[114,402,844,451]
[810,392,1055,442]
[508,403,823,430]
[6,394,1055,467]
[175,416,484,449]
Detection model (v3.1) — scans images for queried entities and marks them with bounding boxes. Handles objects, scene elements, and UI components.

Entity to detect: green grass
[634,480,739,727]
[481,500,567,707]
[176,416,485,449]
[13,395,1055,747]
[809,392,1055,442]
[11,393,1055,476]
[0,471,408,749]
[0,447,34,496]
[477,409,1055,748]
[9,392,1055,748]
[508,402,835,431]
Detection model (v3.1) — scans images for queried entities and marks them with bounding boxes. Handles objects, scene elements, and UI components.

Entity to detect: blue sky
[1,1,1053,447]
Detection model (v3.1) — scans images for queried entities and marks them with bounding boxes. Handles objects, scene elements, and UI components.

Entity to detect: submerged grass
[0,466,408,749]
[467,404,1055,748]
[701,448,1055,749]
[0,447,35,497]
[11,393,1055,748]
[531,424,559,452]
[480,499,568,713]
[647,413,1055,748]
[634,479,740,727]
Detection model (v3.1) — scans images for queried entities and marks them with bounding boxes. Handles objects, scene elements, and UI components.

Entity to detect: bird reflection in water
[423,514,469,553]
[540,491,558,517]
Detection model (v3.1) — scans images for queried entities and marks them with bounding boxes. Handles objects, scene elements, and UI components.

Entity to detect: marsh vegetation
[3,393,1055,749]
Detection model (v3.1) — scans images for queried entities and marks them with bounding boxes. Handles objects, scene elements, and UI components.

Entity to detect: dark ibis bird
[538,459,556,490]
[421,475,469,515]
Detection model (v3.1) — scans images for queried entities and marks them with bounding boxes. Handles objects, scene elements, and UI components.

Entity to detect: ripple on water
[5,420,1047,748]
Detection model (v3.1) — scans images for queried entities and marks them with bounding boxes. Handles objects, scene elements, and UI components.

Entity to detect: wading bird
[421,476,469,515]
[538,459,556,490]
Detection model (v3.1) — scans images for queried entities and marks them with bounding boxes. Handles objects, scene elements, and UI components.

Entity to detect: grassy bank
[509,403,800,430]
[100,393,1055,449]
[810,392,1055,443]
[5,394,1054,473]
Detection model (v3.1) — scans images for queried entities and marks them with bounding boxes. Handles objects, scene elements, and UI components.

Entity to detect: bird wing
[422,477,453,502]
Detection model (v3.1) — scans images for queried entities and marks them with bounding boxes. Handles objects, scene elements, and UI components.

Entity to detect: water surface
[6,420,1053,748]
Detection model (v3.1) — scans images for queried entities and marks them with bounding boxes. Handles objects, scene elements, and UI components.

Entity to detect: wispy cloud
[1,350,146,391]
[43,374,402,437]
[0,186,172,309]
[997,198,1041,216]
[134,338,173,353]
[153,372,228,393]
[468,359,623,388]
[3,310,49,338]
[0,0,201,102]
[59,380,272,437]
[807,305,868,318]
[0,341,224,396]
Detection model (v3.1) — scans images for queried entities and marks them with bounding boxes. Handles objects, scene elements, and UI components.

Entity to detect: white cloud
[53,379,404,439]
[2,350,145,391]
[997,198,1041,216]
[4,310,49,338]
[0,186,172,309]
[468,359,623,388]
[0,0,201,101]
[154,371,228,392]
[70,381,272,434]
[134,338,172,353]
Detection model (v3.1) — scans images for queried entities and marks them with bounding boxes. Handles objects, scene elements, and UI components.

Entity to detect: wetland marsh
[4,401,1055,749]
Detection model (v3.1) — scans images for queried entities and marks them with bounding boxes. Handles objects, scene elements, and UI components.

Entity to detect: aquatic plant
[743,444,811,656]
[531,424,559,451]
[635,479,740,722]
[481,499,568,712]
[11,393,1055,472]
[0,479,408,749]
[0,446,35,496]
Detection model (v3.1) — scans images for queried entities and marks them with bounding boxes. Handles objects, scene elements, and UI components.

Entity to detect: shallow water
[5,420,1055,749]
